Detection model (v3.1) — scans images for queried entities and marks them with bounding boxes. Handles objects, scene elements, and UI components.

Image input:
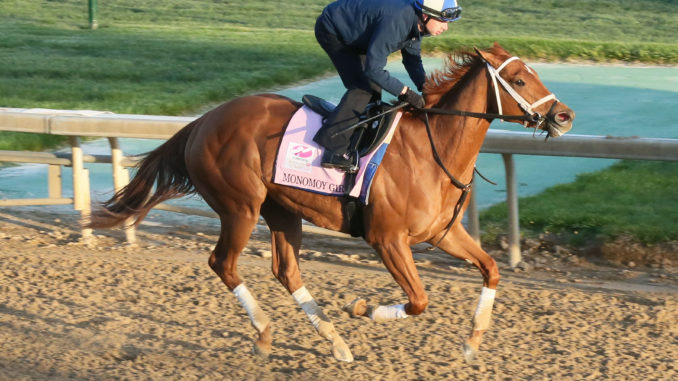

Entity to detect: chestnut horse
[89,44,574,363]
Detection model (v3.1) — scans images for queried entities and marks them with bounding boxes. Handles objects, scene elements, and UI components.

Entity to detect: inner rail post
[108,137,137,245]
[48,164,62,199]
[69,136,93,241]
[502,153,521,267]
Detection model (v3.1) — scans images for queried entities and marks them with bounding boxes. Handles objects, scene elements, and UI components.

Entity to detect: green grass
[425,37,678,64]
[439,0,677,45]
[0,23,328,114]
[480,160,678,245]
[0,131,65,151]
[1,0,676,115]
[0,1,334,149]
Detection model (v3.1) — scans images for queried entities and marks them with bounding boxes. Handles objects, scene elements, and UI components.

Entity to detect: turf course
[480,160,678,245]
[1,0,676,117]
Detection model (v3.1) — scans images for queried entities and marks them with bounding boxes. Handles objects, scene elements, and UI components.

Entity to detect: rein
[415,55,556,251]
[418,105,540,123]
[417,111,472,252]
[329,54,557,251]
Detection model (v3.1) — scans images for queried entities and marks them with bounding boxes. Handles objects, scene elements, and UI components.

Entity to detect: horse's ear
[475,45,502,67]
[473,46,488,62]
[491,42,509,56]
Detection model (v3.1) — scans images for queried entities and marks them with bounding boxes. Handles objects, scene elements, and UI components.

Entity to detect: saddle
[302,94,398,159]
[300,95,400,238]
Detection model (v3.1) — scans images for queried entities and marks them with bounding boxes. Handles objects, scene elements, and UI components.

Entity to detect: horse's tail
[88,120,198,229]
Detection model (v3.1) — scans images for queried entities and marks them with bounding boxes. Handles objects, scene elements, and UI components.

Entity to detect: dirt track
[0,207,676,380]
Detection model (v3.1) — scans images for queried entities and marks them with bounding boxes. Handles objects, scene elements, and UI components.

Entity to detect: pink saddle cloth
[272,105,401,204]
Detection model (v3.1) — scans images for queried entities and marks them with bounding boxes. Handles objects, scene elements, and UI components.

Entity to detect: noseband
[485,56,558,127]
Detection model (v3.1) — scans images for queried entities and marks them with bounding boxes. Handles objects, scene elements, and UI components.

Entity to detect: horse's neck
[426,67,493,181]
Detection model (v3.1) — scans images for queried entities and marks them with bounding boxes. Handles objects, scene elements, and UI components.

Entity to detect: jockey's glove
[398,88,425,109]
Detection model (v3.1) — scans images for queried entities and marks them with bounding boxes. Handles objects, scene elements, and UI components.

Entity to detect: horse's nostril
[556,112,571,123]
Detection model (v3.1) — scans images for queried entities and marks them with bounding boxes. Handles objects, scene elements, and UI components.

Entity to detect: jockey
[313,0,462,171]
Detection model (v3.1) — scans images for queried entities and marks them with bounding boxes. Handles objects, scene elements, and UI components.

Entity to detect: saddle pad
[273,105,401,204]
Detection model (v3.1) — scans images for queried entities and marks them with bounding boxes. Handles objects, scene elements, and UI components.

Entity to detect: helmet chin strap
[484,56,557,124]
[418,15,432,36]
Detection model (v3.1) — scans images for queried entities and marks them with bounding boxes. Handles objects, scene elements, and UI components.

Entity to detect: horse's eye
[514,79,526,86]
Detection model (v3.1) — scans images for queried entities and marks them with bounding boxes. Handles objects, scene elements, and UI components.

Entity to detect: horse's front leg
[350,234,429,322]
[433,223,500,362]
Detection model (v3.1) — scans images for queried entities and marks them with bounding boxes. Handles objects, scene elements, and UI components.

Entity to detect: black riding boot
[313,88,375,171]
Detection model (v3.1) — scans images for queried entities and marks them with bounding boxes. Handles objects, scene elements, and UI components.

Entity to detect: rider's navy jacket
[317,0,427,95]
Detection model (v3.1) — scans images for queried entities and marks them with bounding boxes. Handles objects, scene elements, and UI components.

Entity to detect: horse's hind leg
[434,223,500,362]
[207,207,273,358]
[260,198,354,362]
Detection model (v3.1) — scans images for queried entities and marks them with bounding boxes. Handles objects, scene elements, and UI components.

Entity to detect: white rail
[2,108,678,264]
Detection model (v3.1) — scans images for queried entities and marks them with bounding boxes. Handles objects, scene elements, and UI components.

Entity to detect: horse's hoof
[342,298,367,318]
[331,338,354,362]
[462,342,478,363]
[253,341,272,360]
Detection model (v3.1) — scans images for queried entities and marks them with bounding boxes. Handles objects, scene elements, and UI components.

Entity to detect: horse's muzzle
[545,102,575,137]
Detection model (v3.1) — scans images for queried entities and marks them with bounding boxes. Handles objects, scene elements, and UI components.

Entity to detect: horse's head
[474,43,575,137]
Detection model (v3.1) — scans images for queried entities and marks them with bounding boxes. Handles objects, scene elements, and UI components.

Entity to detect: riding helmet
[414,0,463,22]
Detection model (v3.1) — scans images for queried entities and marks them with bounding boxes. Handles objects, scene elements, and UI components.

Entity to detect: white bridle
[485,56,557,124]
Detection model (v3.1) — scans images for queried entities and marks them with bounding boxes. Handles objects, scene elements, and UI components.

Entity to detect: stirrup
[321,150,359,173]
[346,150,360,174]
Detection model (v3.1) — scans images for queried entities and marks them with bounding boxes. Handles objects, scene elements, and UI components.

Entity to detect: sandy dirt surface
[0,207,676,380]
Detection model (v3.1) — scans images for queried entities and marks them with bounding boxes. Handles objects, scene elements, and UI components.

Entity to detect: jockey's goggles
[423,5,462,22]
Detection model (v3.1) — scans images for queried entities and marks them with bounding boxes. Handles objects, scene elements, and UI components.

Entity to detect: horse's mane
[422,51,480,106]
[422,45,507,106]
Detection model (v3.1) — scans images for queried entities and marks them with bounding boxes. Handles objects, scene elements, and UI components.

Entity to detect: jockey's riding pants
[312,19,382,153]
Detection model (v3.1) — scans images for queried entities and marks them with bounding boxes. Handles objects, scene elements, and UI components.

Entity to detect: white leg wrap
[370,304,409,322]
[233,284,269,332]
[292,286,354,362]
[292,286,324,331]
[472,287,497,331]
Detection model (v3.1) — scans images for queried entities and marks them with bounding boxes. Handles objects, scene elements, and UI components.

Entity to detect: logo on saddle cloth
[273,105,402,204]
[285,143,315,173]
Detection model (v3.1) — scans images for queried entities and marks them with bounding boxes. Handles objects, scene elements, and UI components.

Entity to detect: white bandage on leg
[293,287,353,362]
[370,304,409,322]
[292,286,324,331]
[233,284,269,332]
[472,287,497,331]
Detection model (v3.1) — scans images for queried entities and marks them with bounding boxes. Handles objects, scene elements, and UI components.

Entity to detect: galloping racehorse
[89,44,574,362]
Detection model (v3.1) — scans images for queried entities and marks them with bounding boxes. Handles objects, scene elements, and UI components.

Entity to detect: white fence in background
[2,108,678,266]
